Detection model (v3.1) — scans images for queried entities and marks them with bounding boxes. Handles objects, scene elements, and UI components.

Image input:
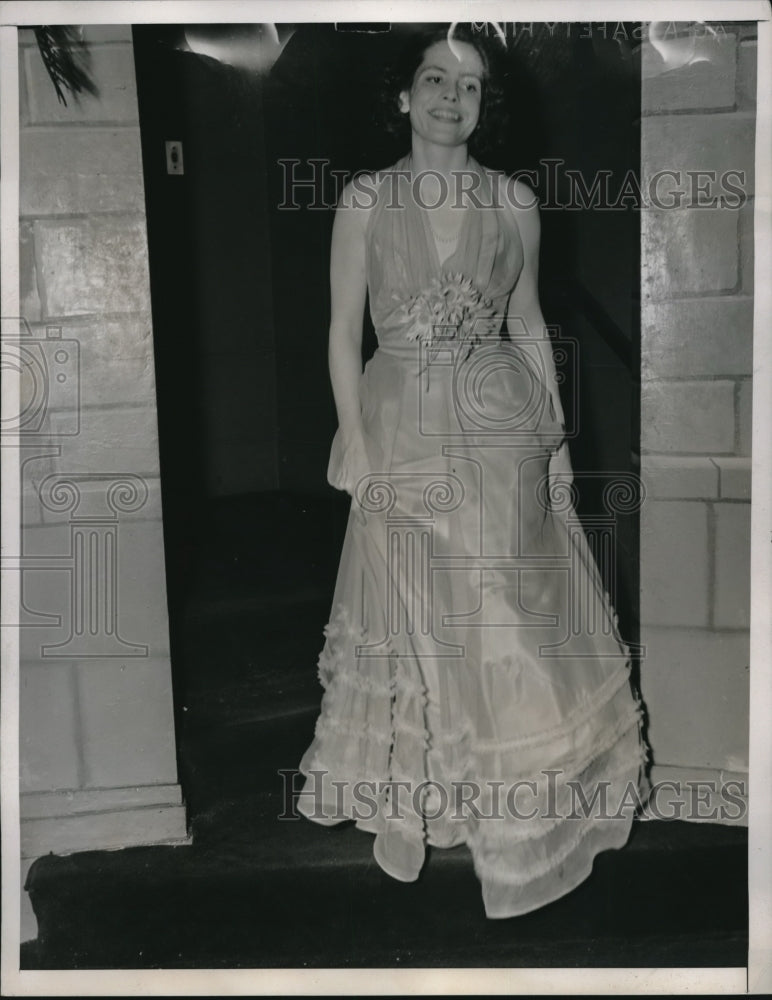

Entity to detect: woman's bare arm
[327,181,372,493]
[329,185,368,438]
[504,178,573,481]
[504,177,566,431]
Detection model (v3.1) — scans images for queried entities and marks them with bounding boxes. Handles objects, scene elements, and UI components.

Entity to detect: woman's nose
[442,82,459,101]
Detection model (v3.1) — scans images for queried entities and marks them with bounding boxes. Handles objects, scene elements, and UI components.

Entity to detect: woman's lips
[429,109,462,122]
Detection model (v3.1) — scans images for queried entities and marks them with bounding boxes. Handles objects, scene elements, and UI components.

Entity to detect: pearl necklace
[429,225,460,244]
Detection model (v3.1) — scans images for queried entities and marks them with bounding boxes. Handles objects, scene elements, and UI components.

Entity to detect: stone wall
[16,25,187,939]
[639,24,755,810]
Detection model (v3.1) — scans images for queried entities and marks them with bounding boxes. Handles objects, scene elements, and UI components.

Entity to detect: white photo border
[1,1,770,996]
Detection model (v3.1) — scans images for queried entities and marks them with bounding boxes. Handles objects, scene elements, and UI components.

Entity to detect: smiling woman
[398,39,484,247]
[401,44,483,141]
[295,21,649,920]
[378,24,508,164]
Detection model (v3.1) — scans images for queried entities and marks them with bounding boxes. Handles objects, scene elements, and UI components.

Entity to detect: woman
[297,24,648,919]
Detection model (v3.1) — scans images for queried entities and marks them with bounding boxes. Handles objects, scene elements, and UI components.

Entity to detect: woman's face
[399,39,485,149]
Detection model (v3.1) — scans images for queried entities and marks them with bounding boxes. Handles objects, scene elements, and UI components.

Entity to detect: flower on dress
[400,272,499,355]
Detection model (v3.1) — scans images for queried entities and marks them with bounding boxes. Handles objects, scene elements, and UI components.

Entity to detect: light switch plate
[165,141,184,175]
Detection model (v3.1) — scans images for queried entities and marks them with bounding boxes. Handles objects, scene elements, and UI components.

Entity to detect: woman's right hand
[328,429,371,499]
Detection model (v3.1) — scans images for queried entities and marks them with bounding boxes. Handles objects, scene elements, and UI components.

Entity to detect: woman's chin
[414,129,473,150]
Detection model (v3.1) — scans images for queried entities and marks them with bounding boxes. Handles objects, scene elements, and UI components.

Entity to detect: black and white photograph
[1,1,770,994]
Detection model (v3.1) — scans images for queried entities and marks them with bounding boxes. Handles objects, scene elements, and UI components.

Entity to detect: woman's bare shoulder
[334,171,385,244]
[494,172,541,249]
[338,167,400,211]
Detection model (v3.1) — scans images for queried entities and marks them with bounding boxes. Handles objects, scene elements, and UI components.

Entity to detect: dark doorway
[131,22,642,750]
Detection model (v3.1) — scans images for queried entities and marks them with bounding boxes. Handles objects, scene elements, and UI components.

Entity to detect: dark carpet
[22,492,748,970]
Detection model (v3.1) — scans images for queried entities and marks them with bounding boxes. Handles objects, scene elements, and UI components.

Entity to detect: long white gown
[296,155,649,918]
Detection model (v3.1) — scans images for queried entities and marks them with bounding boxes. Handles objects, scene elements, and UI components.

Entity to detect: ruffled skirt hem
[296,722,649,918]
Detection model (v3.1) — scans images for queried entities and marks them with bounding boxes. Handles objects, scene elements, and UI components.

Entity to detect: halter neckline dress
[296,154,648,919]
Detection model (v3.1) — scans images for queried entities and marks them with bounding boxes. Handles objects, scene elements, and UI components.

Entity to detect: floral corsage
[397,273,499,384]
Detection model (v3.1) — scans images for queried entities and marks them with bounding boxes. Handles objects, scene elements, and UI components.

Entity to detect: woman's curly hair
[376,24,509,162]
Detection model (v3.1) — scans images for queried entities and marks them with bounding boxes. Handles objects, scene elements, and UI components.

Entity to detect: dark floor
[22,492,748,969]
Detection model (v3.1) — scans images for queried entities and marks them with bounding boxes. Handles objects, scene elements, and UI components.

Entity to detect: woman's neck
[409,139,470,180]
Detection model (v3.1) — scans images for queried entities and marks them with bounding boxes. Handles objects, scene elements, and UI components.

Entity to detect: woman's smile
[428,108,463,122]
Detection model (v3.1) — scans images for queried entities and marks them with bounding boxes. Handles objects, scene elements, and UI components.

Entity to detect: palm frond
[33,26,99,106]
